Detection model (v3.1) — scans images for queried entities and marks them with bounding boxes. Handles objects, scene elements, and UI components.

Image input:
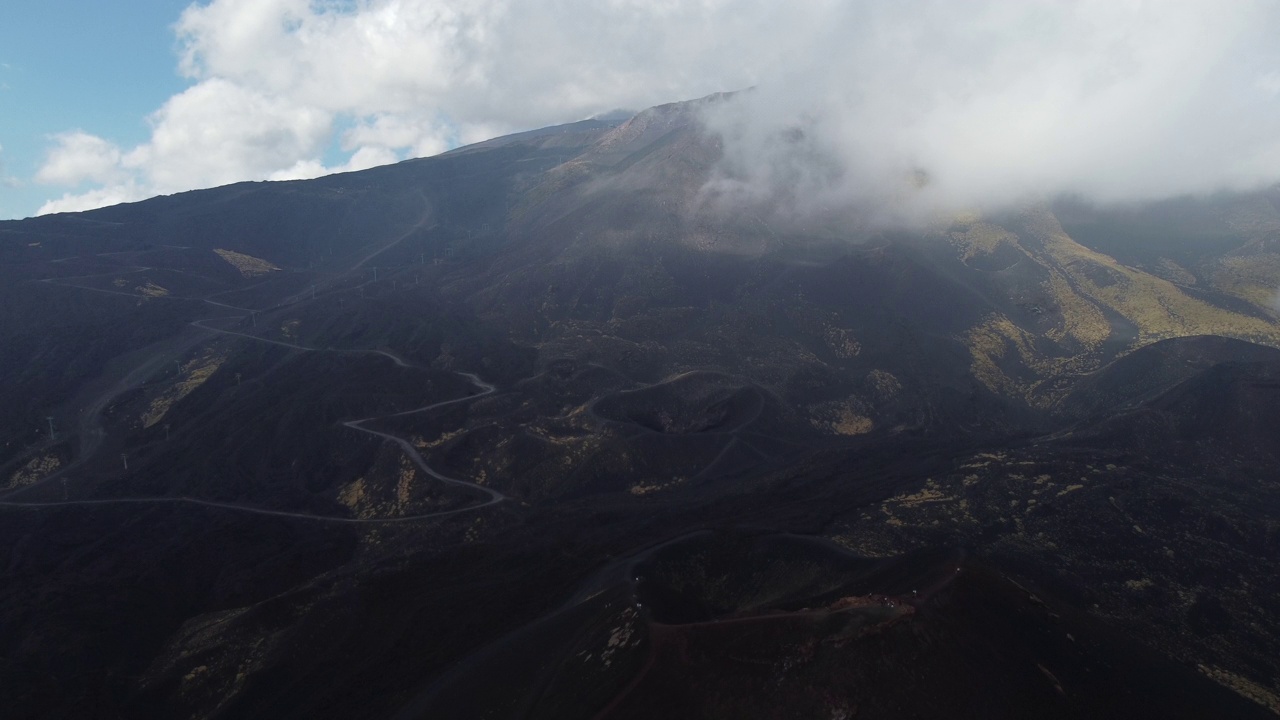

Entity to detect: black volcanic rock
[415,532,1273,719]
[3,96,1280,719]
[1071,353,1280,467]
[1057,335,1280,420]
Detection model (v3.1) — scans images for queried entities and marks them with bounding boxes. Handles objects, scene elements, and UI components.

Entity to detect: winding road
[0,346,505,522]
[2,255,508,523]
[342,371,505,508]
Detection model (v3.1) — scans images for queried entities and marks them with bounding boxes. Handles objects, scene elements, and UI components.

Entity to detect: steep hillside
[2,96,1279,718]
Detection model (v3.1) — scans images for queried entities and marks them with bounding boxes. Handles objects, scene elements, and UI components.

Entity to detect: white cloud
[172,0,750,126]
[35,132,124,186]
[341,114,453,160]
[34,79,332,213]
[267,145,400,182]
[33,0,1280,218]
[699,1,1280,224]
[1259,72,1280,97]
[128,78,332,192]
[37,183,148,216]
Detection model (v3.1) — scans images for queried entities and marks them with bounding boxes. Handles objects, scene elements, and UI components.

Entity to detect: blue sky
[1,1,1277,221]
[1,1,193,219]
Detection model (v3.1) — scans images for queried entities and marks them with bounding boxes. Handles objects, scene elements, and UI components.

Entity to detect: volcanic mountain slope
[1,95,1279,718]
[408,533,1275,720]
[839,336,1280,714]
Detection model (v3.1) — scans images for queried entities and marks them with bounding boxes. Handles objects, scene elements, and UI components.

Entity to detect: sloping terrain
[1,96,1279,718]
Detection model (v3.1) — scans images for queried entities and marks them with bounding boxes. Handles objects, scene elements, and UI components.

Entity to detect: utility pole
[251,311,257,328]
[311,284,316,299]
[420,252,425,265]
[121,453,128,470]
[374,267,379,282]
[164,423,171,441]
[46,416,56,440]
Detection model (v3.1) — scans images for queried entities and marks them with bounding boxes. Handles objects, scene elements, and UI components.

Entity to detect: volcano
[2,95,1280,718]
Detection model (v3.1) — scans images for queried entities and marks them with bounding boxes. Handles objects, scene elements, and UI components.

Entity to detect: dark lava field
[2,96,1280,719]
